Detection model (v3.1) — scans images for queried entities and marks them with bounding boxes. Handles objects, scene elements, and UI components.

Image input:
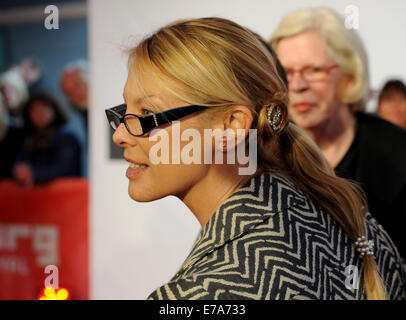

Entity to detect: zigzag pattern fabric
[148,171,406,300]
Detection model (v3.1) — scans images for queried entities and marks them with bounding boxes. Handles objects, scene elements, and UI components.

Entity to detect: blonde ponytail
[362,255,387,299]
[263,121,387,299]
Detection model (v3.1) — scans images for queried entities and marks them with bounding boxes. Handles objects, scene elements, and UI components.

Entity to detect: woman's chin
[128,190,150,202]
[128,183,157,202]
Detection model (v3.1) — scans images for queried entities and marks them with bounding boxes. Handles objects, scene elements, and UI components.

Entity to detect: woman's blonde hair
[269,7,370,113]
[129,17,386,299]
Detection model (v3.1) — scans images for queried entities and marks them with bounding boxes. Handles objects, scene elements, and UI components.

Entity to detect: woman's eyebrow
[135,95,158,105]
[122,93,158,105]
[122,93,161,112]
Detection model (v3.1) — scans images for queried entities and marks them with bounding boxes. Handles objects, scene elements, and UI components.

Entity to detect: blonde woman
[106,17,405,300]
[269,7,406,260]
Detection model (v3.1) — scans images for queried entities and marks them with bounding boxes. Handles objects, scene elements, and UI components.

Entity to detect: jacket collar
[178,170,307,274]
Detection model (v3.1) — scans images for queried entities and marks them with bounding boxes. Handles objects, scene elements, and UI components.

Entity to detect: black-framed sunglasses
[105,104,208,136]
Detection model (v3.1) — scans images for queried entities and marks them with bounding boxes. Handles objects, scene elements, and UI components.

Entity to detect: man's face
[61,70,88,110]
[276,30,351,130]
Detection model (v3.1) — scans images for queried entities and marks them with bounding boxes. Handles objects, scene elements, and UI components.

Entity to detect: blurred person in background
[13,92,81,187]
[0,62,29,129]
[0,58,45,122]
[19,58,46,95]
[60,59,88,177]
[378,79,406,129]
[60,59,88,130]
[0,58,50,179]
[269,7,406,258]
[0,62,29,178]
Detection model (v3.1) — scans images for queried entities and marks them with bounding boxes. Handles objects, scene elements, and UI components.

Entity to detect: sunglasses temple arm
[156,106,207,124]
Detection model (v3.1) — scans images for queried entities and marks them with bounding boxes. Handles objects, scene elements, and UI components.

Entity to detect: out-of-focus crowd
[0,58,88,187]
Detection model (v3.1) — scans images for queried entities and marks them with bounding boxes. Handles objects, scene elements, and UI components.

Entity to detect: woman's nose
[113,123,132,147]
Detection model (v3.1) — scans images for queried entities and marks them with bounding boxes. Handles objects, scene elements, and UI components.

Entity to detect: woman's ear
[214,105,253,152]
[227,105,254,130]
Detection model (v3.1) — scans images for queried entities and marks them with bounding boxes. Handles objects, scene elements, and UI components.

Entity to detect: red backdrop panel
[0,178,88,300]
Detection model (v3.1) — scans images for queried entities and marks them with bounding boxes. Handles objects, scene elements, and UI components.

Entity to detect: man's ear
[214,105,253,152]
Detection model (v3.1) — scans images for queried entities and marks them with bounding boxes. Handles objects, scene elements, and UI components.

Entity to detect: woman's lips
[293,103,316,113]
[124,158,149,179]
[126,166,148,179]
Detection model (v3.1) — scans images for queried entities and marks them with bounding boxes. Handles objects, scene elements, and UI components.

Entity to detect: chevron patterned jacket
[148,170,406,300]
